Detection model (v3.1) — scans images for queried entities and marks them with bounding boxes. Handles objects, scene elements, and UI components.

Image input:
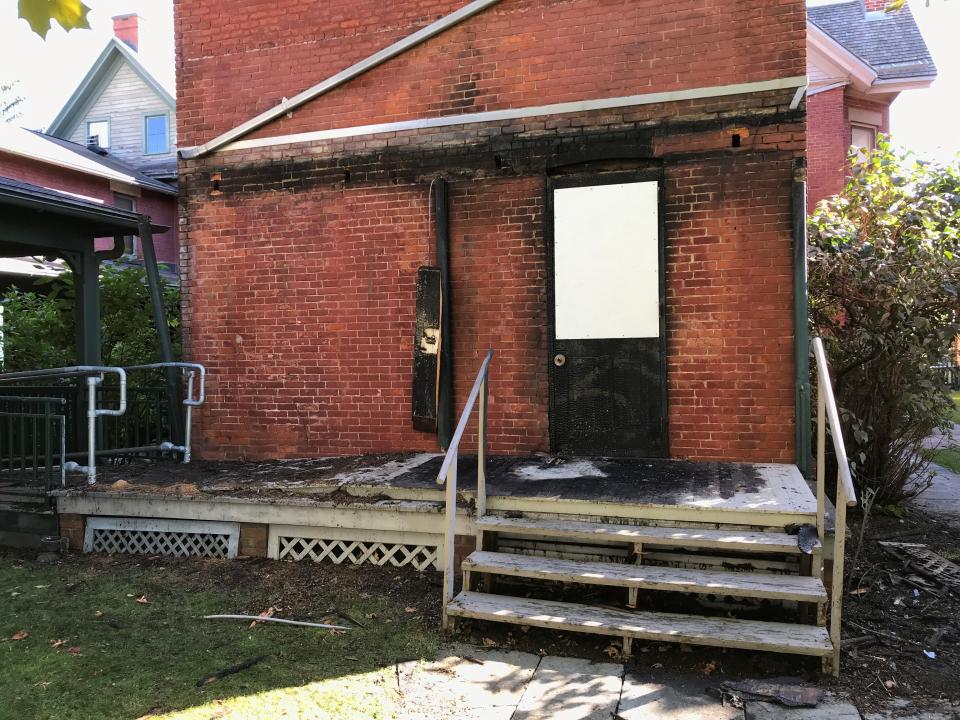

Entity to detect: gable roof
[808,1,936,82]
[0,124,176,196]
[47,37,175,139]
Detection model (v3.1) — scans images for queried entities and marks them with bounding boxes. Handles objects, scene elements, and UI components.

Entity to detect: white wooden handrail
[436,348,494,628]
[811,336,857,676]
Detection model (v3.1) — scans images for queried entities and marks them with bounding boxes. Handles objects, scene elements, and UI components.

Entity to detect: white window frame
[851,123,878,156]
[86,118,110,149]
[143,112,170,155]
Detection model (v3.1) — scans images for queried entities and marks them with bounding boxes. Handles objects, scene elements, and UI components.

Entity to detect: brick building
[0,124,178,268]
[176,0,809,464]
[806,0,936,209]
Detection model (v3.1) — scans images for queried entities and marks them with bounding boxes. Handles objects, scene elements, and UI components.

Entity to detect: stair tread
[464,550,827,602]
[447,591,833,656]
[477,516,817,553]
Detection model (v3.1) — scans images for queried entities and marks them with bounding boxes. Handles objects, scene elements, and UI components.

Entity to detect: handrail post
[476,373,488,520]
[183,371,195,463]
[829,480,848,676]
[816,380,826,545]
[442,448,458,629]
[85,375,98,486]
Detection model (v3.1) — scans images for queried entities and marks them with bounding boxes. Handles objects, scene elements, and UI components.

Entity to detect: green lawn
[0,555,442,720]
[952,391,960,424]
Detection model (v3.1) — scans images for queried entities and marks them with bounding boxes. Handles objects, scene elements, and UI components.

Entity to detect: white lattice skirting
[84,517,240,559]
[270,525,441,571]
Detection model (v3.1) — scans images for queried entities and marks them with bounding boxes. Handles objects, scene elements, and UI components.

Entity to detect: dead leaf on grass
[11,630,28,640]
[404,606,417,613]
[67,646,82,655]
[135,594,149,604]
[49,639,66,648]
[249,606,275,628]
[95,610,103,617]
[849,587,871,596]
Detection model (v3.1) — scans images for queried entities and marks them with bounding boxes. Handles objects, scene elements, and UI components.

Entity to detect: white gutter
[180,0,503,159]
[196,75,808,156]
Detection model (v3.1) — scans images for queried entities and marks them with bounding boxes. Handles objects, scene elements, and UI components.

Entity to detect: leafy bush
[808,138,960,505]
[1,264,180,372]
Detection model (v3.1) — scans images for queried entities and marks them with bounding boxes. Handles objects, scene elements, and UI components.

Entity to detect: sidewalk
[392,644,958,720]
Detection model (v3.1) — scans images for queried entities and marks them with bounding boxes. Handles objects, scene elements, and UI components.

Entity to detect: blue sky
[0,0,957,162]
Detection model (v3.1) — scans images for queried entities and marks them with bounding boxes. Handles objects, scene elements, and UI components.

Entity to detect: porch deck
[55,454,818,529]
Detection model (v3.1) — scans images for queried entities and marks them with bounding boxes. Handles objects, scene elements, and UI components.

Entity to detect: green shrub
[1,264,180,372]
[808,137,960,505]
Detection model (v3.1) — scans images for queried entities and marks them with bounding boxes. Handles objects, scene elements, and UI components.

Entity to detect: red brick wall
[182,176,549,456]
[806,88,893,210]
[806,87,847,210]
[180,93,803,463]
[0,152,179,265]
[666,155,795,460]
[175,0,806,148]
[176,0,805,464]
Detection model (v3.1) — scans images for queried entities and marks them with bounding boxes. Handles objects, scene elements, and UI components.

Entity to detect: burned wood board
[878,542,960,593]
[412,266,442,432]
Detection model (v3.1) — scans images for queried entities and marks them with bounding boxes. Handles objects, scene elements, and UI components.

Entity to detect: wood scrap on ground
[878,542,960,593]
[711,679,823,709]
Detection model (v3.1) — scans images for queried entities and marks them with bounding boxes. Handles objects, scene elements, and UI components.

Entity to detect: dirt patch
[834,509,960,712]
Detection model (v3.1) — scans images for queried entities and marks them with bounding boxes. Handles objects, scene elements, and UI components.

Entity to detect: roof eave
[865,75,936,93]
[807,21,878,93]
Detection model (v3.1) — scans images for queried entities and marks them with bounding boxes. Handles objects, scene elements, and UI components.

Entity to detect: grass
[951,391,960,424]
[0,556,442,720]
[925,446,960,474]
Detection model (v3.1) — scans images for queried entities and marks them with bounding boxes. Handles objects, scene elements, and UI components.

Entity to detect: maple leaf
[11,630,28,641]
[17,0,91,39]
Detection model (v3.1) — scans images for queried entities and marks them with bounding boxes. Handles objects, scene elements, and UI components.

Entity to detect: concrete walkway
[917,426,960,524]
[392,644,960,720]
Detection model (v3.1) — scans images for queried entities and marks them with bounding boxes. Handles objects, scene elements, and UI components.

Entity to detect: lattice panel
[278,536,439,571]
[83,517,240,559]
[91,528,231,558]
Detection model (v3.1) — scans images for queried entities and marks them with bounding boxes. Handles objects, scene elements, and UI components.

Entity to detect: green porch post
[138,218,184,443]
[67,248,102,365]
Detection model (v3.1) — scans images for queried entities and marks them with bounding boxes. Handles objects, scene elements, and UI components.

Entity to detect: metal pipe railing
[0,362,206,485]
[811,337,858,677]
[435,348,494,628]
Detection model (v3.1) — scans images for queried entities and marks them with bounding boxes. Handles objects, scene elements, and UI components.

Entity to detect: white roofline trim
[865,76,936,93]
[807,22,877,93]
[807,81,849,97]
[181,0,504,159]
[184,75,807,157]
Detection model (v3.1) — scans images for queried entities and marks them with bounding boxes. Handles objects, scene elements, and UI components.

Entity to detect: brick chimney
[112,13,139,52]
[864,0,887,11]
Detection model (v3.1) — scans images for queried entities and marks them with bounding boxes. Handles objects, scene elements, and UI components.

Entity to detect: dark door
[547,172,667,457]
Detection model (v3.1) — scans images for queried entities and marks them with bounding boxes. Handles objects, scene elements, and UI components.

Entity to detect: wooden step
[463,551,827,602]
[477,516,816,554]
[447,591,833,657]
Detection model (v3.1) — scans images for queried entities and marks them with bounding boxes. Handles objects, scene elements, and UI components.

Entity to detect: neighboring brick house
[176,0,808,463]
[0,125,178,266]
[40,13,179,266]
[806,0,936,209]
